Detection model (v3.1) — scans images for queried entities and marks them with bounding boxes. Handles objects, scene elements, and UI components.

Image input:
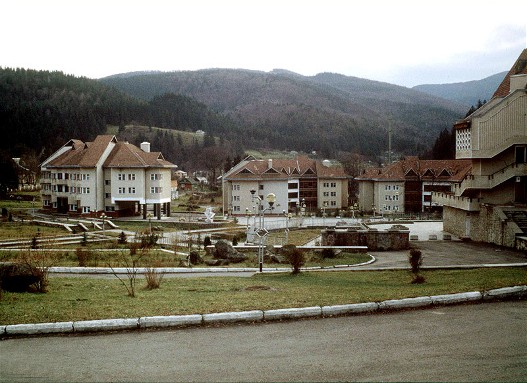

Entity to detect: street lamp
[245,207,252,244]
[253,192,276,272]
[100,213,107,235]
[147,212,153,233]
[283,210,290,244]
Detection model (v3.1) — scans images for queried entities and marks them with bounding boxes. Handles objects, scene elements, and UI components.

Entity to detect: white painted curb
[483,285,527,300]
[139,314,203,329]
[322,302,379,316]
[203,310,264,324]
[73,318,139,332]
[379,296,433,310]
[5,322,74,335]
[431,291,482,305]
[264,306,322,321]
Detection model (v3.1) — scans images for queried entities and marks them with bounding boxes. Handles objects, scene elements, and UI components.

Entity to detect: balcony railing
[432,192,481,211]
[455,162,527,196]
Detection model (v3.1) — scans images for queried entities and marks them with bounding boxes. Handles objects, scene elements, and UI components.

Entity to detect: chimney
[140,142,151,153]
[268,159,273,169]
[510,74,527,93]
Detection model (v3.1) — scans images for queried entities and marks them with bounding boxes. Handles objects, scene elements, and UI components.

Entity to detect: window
[82,206,90,213]
[118,187,125,194]
[128,173,136,181]
[150,187,162,194]
[330,192,336,197]
[330,182,336,188]
[81,187,90,194]
[128,187,136,194]
[288,182,298,189]
[43,199,50,206]
[150,173,162,180]
[259,184,264,190]
[232,195,240,201]
[69,204,77,212]
[105,193,111,198]
[82,174,90,181]
[57,173,63,180]
[53,202,57,208]
[105,180,111,185]
[232,184,240,191]
[323,192,329,197]
[330,201,337,206]
[233,206,241,212]
[105,206,115,212]
[118,174,125,181]
[323,182,329,188]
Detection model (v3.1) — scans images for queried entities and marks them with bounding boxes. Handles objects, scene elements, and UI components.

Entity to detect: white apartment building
[222,156,349,216]
[40,135,176,218]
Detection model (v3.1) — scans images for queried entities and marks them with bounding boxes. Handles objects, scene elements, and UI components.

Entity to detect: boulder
[213,239,248,263]
[189,251,203,265]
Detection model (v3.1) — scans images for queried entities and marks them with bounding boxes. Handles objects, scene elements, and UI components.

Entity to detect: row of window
[51,185,90,194]
[322,182,337,188]
[385,194,400,201]
[49,173,90,181]
[323,192,337,197]
[384,185,401,191]
[382,205,400,211]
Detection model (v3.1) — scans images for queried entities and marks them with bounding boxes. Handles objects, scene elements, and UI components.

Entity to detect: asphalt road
[1,300,526,382]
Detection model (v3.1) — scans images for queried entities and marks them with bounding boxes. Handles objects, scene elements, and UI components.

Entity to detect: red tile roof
[225,156,348,180]
[356,157,472,182]
[493,48,527,99]
[45,135,175,169]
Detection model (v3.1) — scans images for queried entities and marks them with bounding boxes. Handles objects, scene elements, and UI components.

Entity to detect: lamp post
[283,210,290,245]
[252,192,275,272]
[245,207,252,244]
[147,212,153,233]
[100,213,107,235]
[372,204,376,218]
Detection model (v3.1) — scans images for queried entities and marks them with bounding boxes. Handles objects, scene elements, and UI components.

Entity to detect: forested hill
[0,68,242,164]
[101,69,467,157]
[413,71,507,107]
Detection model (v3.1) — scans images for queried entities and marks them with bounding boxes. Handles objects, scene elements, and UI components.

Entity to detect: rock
[213,239,248,263]
[0,262,44,292]
[270,254,287,264]
[205,259,230,266]
[189,251,203,265]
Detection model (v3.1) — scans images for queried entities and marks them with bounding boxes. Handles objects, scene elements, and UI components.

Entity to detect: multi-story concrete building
[356,157,471,215]
[40,135,176,218]
[435,49,527,247]
[222,156,349,216]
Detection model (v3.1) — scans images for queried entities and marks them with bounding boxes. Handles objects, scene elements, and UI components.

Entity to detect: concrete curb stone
[379,296,433,310]
[264,306,322,321]
[139,314,203,329]
[430,291,482,305]
[483,285,527,300]
[203,310,264,324]
[5,322,74,335]
[2,285,525,337]
[322,302,379,316]
[73,318,139,333]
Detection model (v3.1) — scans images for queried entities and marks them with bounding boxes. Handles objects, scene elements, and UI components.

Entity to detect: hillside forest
[0,67,473,193]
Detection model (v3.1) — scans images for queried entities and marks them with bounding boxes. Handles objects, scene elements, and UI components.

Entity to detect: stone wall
[443,205,521,248]
[321,225,409,251]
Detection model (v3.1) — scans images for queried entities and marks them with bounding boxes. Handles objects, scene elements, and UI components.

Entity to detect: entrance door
[515,176,527,203]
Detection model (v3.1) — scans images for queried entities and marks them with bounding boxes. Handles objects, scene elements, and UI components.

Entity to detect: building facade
[222,157,349,216]
[435,49,527,247]
[40,135,176,218]
[356,157,471,215]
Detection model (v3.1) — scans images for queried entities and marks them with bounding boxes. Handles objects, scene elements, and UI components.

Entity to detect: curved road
[1,301,526,382]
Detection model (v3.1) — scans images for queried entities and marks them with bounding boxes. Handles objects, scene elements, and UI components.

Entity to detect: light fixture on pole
[100,213,107,235]
[254,192,275,273]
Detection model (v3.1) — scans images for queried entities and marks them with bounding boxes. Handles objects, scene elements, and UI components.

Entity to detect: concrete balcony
[455,162,527,196]
[432,192,481,211]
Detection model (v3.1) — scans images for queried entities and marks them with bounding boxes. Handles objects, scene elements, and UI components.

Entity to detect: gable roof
[356,156,472,182]
[44,135,175,169]
[224,156,348,180]
[493,48,527,99]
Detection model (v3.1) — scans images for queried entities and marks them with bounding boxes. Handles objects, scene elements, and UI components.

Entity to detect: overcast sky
[2,0,526,87]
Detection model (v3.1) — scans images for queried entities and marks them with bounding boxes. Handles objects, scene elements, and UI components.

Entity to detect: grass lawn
[1,267,525,325]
